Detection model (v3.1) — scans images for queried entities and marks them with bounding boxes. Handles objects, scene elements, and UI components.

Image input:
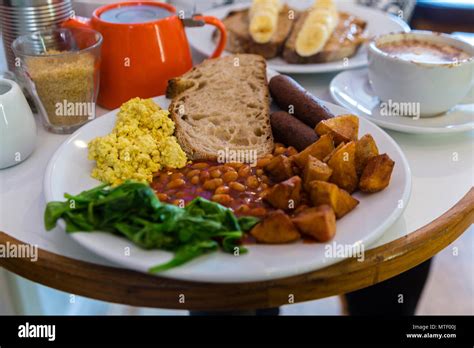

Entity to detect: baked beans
[199,171,210,183]
[203,178,223,191]
[152,147,295,217]
[211,194,232,205]
[256,158,271,168]
[238,165,251,177]
[215,186,230,194]
[223,171,239,183]
[230,182,246,192]
[186,169,200,178]
[166,178,185,189]
[246,176,259,189]
[190,175,200,185]
[192,163,209,169]
[274,146,287,156]
[210,169,222,178]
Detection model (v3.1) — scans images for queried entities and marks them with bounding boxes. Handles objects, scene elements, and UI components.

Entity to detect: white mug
[0,78,37,169]
[368,31,474,117]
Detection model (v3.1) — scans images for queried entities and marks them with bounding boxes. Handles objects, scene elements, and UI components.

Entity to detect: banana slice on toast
[295,0,339,57]
[249,0,283,44]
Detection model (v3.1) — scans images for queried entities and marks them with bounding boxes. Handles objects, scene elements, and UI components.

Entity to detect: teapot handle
[192,15,227,59]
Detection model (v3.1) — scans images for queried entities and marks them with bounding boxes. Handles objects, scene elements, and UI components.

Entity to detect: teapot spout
[61,16,92,30]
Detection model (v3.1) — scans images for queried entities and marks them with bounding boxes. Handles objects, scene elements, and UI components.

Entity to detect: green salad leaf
[44,181,260,272]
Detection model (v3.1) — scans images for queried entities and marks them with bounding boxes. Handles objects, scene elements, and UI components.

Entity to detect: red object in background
[62,1,226,109]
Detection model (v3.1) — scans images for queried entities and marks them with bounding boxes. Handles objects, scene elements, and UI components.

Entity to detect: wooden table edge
[1,188,473,311]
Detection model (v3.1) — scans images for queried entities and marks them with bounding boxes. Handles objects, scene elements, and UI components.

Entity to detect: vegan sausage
[269,75,334,128]
[270,111,319,151]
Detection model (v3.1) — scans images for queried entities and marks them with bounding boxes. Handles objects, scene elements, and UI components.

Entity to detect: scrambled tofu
[88,98,187,185]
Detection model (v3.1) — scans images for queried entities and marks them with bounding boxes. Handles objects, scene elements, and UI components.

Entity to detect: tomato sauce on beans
[151,145,299,217]
[152,159,276,217]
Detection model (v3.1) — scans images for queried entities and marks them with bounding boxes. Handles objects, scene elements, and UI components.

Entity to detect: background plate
[186,1,410,74]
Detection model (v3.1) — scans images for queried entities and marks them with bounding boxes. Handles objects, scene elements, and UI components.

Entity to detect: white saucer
[330,69,474,134]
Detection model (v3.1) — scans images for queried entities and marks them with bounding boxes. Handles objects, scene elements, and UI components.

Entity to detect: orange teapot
[62,1,226,109]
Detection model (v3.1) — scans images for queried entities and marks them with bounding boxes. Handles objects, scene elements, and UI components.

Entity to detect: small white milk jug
[0,78,36,169]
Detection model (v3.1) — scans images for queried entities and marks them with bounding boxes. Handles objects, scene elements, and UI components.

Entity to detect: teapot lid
[100,4,172,24]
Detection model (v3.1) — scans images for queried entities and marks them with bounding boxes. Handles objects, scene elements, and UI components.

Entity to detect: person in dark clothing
[344,259,432,315]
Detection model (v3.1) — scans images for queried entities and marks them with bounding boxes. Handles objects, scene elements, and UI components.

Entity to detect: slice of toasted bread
[167,54,274,161]
[214,6,294,59]
[283,12,367,64]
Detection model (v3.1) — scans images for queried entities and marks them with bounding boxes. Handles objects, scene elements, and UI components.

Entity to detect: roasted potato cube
[309,180,338,212]
[292,205,336,242]
[251,210,301,244]
[359,154,395,193]
[309,181,359,219]
[293,204,311,215]
[355,134,379,175]
[315,115,359,145]
[264,155,293,182]
[303,155,333,190]
[323,142,345,163]
[263,176,302,210]
[327,141,358,193]
[292,134,335,169]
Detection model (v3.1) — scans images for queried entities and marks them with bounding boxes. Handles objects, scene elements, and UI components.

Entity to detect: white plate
[186,1,409,74]
[330,68,474,134]
[44,94,411,284]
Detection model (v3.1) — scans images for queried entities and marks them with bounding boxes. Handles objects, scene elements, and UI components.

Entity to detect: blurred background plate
[186,1,410,74]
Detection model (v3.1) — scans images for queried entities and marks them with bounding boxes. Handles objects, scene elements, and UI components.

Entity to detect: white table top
[1,48,473,269]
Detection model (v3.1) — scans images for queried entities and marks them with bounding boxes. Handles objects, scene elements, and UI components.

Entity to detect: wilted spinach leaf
[44,181,259,272]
